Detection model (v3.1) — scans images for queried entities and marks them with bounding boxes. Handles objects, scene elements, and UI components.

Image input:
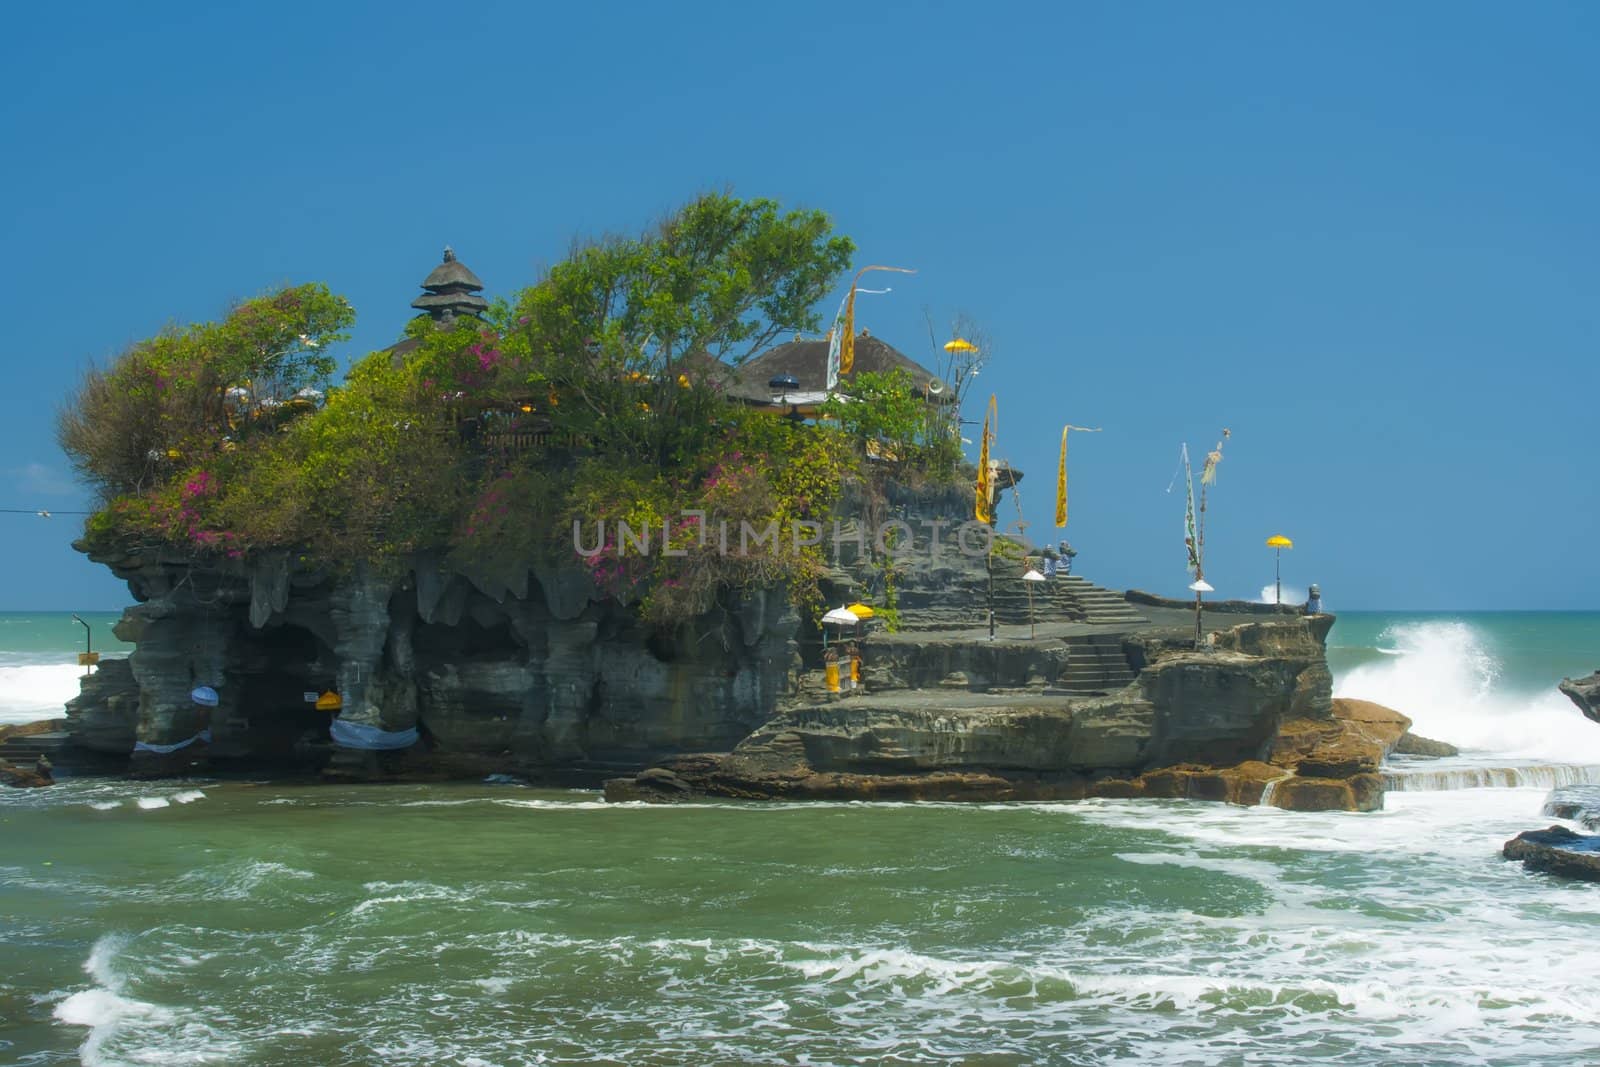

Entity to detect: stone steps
[0,732,72,764]
[1053,633,1138,695]
[1054,576,1148,625]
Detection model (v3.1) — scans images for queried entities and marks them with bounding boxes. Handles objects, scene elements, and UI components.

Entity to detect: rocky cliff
[62,482,1390,811]
[69,540,799,779]
[1561,670,1600,724]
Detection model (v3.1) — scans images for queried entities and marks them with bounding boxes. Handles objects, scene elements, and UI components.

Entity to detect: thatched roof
[412,246,489,321]
[723,333,949,404]
[420,247,484,291]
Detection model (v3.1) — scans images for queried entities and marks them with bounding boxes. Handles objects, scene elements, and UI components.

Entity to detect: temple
[410,246,489,325]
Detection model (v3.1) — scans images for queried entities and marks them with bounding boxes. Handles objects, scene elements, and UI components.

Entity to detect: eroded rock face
[1561,671,1600,725]
[64,660,139,754]
[608,613,1364,806]
[71,485,1371,812]
[69,543,800,778]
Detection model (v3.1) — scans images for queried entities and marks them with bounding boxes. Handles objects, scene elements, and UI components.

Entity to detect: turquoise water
[0,613,132,725]
[1328,611,1600,691]
[1328,612,1600,761]
[0,613,133,666]
[4,611,1600,1064]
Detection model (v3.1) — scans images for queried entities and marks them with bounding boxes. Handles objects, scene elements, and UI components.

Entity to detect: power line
[1,508,92,516]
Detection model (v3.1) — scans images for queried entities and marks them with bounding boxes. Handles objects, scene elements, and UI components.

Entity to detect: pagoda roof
[411,290,490,314]
[420,247,484,293]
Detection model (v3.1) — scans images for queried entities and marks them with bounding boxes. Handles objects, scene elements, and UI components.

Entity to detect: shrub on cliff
[59,284,352,502]
[820,368,963,482]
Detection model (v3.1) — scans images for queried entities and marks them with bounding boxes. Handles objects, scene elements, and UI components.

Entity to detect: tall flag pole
[1055,424,1102,528]
[835,265,916,379]
[1182,444,1199,578]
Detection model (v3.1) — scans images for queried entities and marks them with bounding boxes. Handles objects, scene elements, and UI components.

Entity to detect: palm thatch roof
[722,333,950,405]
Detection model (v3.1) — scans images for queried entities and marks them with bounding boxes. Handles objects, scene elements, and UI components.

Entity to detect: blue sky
[2,2,1595,611]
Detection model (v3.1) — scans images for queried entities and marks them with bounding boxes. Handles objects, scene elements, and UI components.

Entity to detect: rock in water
[1560,671,1600,725]
[1543,784,1600,830]
[1504,825,1600,882]
[1392,732,1460,758]
[0,759,52,789]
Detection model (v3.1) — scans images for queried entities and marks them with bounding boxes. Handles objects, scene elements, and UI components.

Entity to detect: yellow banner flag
[839,286,857,376]
[975,394,996,524]
[1055,426,1068,527]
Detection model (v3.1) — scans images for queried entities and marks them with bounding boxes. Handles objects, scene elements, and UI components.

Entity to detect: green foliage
[68,195,892,628]
[58,284,353,502]
[821,369,963,482]
[505,192,854,464]
[237,352,470,559]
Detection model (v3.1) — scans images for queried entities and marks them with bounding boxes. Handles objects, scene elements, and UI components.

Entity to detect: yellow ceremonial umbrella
[1266,535,1293,606]
[944,337,979,354]
[845,603,875,619]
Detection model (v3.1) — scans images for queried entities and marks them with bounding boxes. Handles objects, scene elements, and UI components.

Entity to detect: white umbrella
[822,606,859,648]
[1188,579,1214,593]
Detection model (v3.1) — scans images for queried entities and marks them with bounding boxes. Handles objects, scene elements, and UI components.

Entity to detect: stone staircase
[1053,575,1149,626]
[1051,633,1138,696]
[0,730,72,767]
[893,570,1147,632]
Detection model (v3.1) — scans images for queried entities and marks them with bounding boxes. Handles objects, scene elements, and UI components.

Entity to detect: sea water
[0,612,131,726]
[3,611,1600,1065]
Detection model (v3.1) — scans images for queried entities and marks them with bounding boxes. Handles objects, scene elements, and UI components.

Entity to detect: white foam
[1334,619,1600,761]
[1258,583,1307,606]
[135,797,169,810]
[171,790,205,804]
[54,934,172,1066]
[0,663,82,723]
[352,880,472,917]
[175,860,315,902]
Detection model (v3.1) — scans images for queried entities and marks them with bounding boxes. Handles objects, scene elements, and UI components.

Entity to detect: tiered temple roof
[411,246,489,324]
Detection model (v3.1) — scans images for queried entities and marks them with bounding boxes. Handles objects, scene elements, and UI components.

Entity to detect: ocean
[4,611,1600,1065]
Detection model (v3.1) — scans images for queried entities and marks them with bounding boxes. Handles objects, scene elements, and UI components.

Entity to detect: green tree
[506,192,854,463]
[59,284,353,500]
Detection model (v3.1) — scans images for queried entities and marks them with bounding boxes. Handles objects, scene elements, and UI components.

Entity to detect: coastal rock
[1504,825,1600,882]
[0,760,52,788]
[1329,697,1412,755]
[616,614,1352,806]
[63,659,139,754]
[1122,760,1285,806]
[1560,671,1600,725]
[1138,651,1298,768]
[70,543,802,779]
[1392,732,1459,758]
[70,481,1371,813]
[1271,773,1383,813]
[1542,784,1600,830]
